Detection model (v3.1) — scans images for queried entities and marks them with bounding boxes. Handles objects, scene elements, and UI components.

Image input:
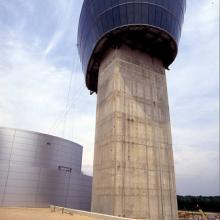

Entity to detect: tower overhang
[86,25,178,92]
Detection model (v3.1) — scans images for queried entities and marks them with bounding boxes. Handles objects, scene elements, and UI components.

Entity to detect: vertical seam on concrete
[122,57,126,217]
[153,73,164,219]
[168,147,174,219]
[165,73,175,219]
[113,54,118,216]
[158,110,165,219]
[145,70,150,220]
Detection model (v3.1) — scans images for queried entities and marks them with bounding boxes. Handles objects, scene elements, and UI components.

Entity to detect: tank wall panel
[0,127,92,210]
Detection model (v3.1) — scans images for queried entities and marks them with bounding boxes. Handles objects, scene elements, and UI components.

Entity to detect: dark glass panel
[112,6,121,27]
[127,3,134,24]
[119,4,127,25]
[134,3,142,23]
[148,4,156,25]
[155,7,163,27]
[141,3,149,24]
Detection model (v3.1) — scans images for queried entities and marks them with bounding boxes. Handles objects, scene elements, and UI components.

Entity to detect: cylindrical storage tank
[0,127,92,210]
[78,0,186,92]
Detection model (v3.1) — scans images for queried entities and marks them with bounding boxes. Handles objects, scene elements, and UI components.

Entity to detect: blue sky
[0,0,219,196]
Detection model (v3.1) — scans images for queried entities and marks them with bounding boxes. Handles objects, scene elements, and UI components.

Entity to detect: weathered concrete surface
[92,46,178,220]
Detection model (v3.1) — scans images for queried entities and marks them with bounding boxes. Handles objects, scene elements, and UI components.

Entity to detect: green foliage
[177,195,220,212]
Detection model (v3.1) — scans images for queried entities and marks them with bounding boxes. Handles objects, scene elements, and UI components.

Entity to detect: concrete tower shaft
[93,46,177,219]
[78,1,186,219]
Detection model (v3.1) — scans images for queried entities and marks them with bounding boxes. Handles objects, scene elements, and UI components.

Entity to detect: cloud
[44,0,76,56]
[0,38,65,126]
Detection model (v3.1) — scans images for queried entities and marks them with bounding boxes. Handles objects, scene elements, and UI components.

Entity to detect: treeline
[177,195,220,212]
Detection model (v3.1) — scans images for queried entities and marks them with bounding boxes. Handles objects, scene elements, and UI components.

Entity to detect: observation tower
[78,1,186,219]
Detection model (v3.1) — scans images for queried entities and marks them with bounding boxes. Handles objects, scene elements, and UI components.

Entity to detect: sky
[0,0,219,196]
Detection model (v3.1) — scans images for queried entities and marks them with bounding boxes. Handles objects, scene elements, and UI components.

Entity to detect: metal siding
[0,127,92,210]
